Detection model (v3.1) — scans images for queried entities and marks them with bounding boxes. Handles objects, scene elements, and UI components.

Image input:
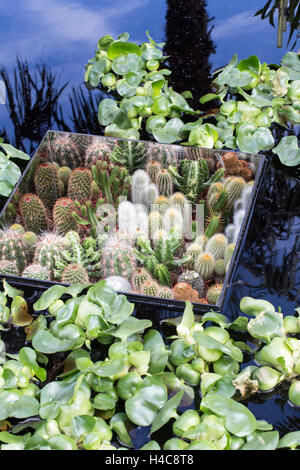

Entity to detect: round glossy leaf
[88,58,110,87]
[19,347,46,382]
[247,311,284,342]
[277,431,300,450]
[241,431,279,450]
[70,415,95,439]
[236,55,261,76]
[272,135,300,167]
[107,42,142,60]
[32,330,77,354]
[48,435,77,451]
[0,390,39,421]
[98,99,119,126]
[33,285,67,311]
[112,53,143,75]
[151,391,183,434]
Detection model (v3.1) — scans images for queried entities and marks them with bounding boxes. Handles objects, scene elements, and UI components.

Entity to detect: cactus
[69,134,91,156]
[72,198,112,239]
[169,158,225,204]
[85,141,114,168]
[225,177,246,211]
[224,243,236,265]
[111,140,147,175]
[53,198,78,235]
[146,160,162,183]
[241,185,253,209]
[132,268,152,291]
[207,182,224,200]
[204,213,222,239]
[33,233,67,279]
[10,224,25,234]
[216,152,252,180]
[148,211,163,239]
[19,193,48,234]
[58,166,72,187]
[214,259,226,276]
[163,207,183,237]
[185,242,203,269]
[22,232,38,257]
[140,280,160,297]
[68,167,92,204]
[194,235,208,250]
[172,282,199,302]
[91,181,101,200]
[153,263,171,286]
[34,163,60,210]
[104,276,132,293]
[118,201,137,235]
[61,263,90,284]
[153,196,170,215]
[0,260,19,276]
[22,264,49,281]
[0,228,30,272]
[225,224,237,244]
[158,286,174,299]
[92,160,131,206]
[101,237,136,279]
[131,170,149,206]
[178,271,204,296]
[157,169,173,197]
[207,284,223,304]
[146,183,159,210]
[207,189,228,212]
[51,135,82,169]
[233,209,246,229]
[206,234,227,260]
[194,252,215,280]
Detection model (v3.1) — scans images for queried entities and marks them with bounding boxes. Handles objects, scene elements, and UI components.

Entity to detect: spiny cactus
[194,235,207,250]
[132,268,152,291]
[72,198,112,239]
[104,276,132,293]
[216,152,252,180]
[19,193,48,234]
[22,264,49,281]
[58,166,72,187]
[178,271,204,296]
[172,282,199,302]
[22,232,38,257]
[169,158,225,204]
[146,160,162,184]
[51,135,82,169]
[140,280,160,297]
[163,207,183,236]
[146,183,159,210]
[185,243,203,269]
[0,260,19,276]
[153,196,170,215]
[101,237,136,279]
[34,163,60,210]
[85,141,115,168]
[68,167,92,204]
[206,284,223,305]
[33,233,67,279]
[148,211,163,239]
[224,243,236,265]
[207,182,224,200]
[194,252,215,280]
[0,228,30,273]
[53,198,78,235]
[10,224,25,234]
[61,263,90,285]
[111,140,147,175]
[214,259,226,276]
[224,224,237,244]
[158,286,174,299]
[233,209,246,229]
[224,177,246,211]
[157,169,173,197]
[241,185,253,209]
[92,160,131,206]
[206,234,227,260]
[131,169,149,206]
[207,189,228,212]
[118,201,137,235]
[204,213,222,239]
[153,263,171,286]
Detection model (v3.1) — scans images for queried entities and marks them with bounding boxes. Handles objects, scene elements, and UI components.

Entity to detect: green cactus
[169,192,189,212]
[0,228,30,273]
[58,166,72,187]
[206,234,227,260]
[194,252,215,280]
[215,259,226,276]
[53,198,78,235]
[207,284,223,305]
[178,271,204,296]
[169,158,225,204]
[10,224,25,234]
[110,140,147,175]
[207,189,228,212]
[19,193,48,234]
[51,135,82,169]
[69,134,91,156]
[0,260,19,276]
[131,268,152,291]
[22,232,38,257]
[224,243,236,265]
[146,183,159,210]
[101,237,136,279]
[204,213,222,239]
[225,177,246,211]
[146,160,162,183]
[153,196,170,215]
[22,264,49,281]
[153,263,171,286]
[85,141,115,168]
[148,211,163,239]
[140,280,160,297]
[157,169,173,197]
[61,263,90,285]
[72,198,112,239]
[158,286,174,299]
[163,207,183,236]
[185,243,203,269]
[68,167,92,204]
[34,163,60,210]
[92,160,131,206]
[33,233,68,279]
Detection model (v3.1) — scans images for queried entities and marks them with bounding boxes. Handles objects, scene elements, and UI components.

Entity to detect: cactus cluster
[19,194,48,234]
[216,152,253,181]
[101,236,136,279]
[92,160,131,206]
[50,135,82,169]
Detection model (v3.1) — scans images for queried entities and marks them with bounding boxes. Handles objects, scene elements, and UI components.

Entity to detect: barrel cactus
[34,163,60,210]
[33,233,67,279]
[172,282,199,302]
[157,169,173,197]
[68,167,92,204]
[0,260,19,276]
[53,198,78,235]
[178,271,204,297]
[131,268,152,291]
[146,160,162,184]
[194,252,215,280]
[101,237,136,279]
[206,234,227,260]
[19,193,48,234]
[0,228,30,273]
[51,135,82,169]
[61,263,90,285]
[207,284,223,305]
[22,264,49,281]
[104,276,132,293]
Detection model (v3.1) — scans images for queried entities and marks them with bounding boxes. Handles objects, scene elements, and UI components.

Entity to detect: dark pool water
[0,0,299,442]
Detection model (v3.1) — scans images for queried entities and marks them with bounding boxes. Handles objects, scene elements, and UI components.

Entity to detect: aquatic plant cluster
[0,138,30,203]
[0,280,299,451]
[0,131,258,306]
[85,32,300,167]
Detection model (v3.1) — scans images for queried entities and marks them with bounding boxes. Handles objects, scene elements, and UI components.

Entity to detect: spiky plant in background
[206,234,227,260]
[19,193,48,234]
[105,276,132,293]
[61,263,90,284]
[33,232,68,279]
[216,152,252,180]
[111,140,147,175]
[67,167,92,204]
[92,160,131,206]
[34,162,60,210]
[146,183,159,210]
[157,169,173,197]
[53,198,78,235]
[131,169,149,206]
[22,264,49,281]
[153,196,170,215]
[185,242,203,269]
[50,134,82,169]
[0,227,30,273]
[148,211,163,239]
[172,282,199,302]
[163,207,183,236]
[194,252,215,280]
[85,140,115,167]
[206,283,223,304]
[22,232,38,257]
[72,198,113,239]
[131,268,152,291]
[69,134,92,156]
[224,176,246,211]
[178,270,204,296]
[0,260,19,276]
[101,236,136,279]
[146,160,162,183]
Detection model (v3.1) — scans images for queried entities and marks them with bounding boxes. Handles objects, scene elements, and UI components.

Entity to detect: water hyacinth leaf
[272,135,300,167]
[237,127,274,154]
[32,330,78,354]
[93,357,126,378]
[110,412,133,447]
[152,118,187,144]
[39,380,77,419]
[112,109,133,129]
[0,390,39,421]
[143,329,169,375]
[0,431,31,445]
[118,32,130,42]
[98,99,119,126]
[0,155,22,197]
[88,58,110,87]
[200,395,257,437]
[277,431,300,450]
[55,299,79,327]
[125,376,168,427]
[11,297,33,327]
[141,43,163,61]
[160,373,195,407]
[179,301,194,329]
[105,124,140,140]
[228,317,249,332]
[111,317,152,341]
[97,35,114,51]
[241,431,279,450]
[236,55,261,76]
[201,311,229,328]
[75,297,105,330]
[47,435,77,451]
[280,51,300,80]
[107,41,142,60]
[247,310,284,342]
[64,284,89,299]
[151,391,183,434]
[139,440,161,450]
[19,347,46,382]
[93,393,116,410]
[33,285,67,311]
[70,415,95,439]
[194,331,243,362]
[112,53,143,75]
[24,436,52,451]
[2,280,23,299]
[0,143,30,161]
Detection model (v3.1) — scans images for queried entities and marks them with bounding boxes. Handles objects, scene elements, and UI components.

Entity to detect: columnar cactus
[53,198,78,235]
[224,243,236,265]
[194,252,215,280]
[58,166,72,187]
[153,196,170,215]
[118,201,137,235]
[85,141,114,168]
[146,183,159,210]
[131,169,149,206]
[68,168,92,204]
[146,160,162,184]
[148,211,163,239]
[92,160,131,206]
[22,264,49,281]
[34,163,60,210]
[157,169,173,197]
[225,177,246,210]
[19,193,48,234]
[163,207,183,236]
[214,259,226,276]
[185,243,203,269]
[101,237,136,279]
[61,263,90,285]
[206,234,227,260]
[0,228,30,273]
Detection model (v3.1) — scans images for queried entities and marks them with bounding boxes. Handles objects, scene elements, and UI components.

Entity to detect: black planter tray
[0,130,268,315]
